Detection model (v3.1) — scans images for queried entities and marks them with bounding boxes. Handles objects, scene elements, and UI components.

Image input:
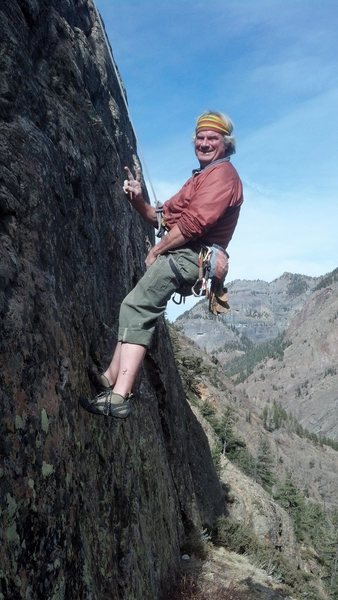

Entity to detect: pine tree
[254,437,275,492]
[273,473,306,539]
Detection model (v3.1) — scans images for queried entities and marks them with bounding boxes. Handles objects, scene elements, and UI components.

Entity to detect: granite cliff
[0,2,224,598]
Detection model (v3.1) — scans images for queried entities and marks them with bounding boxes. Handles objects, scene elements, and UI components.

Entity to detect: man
[80,111,243,419]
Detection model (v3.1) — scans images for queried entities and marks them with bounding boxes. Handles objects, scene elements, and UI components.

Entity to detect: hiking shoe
[79,390,133,419]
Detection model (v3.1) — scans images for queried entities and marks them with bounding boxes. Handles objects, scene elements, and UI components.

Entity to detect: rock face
[0,2,224,598]
[221,458,297,554]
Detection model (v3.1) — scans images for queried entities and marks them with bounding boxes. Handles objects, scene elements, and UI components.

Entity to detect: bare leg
[103,341,122,386]
[104,342,146,397]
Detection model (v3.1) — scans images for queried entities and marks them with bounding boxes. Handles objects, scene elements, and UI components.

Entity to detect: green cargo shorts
[118,245,200,347]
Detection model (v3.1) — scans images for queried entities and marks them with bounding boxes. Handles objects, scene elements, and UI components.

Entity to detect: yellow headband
[195,113,231,136]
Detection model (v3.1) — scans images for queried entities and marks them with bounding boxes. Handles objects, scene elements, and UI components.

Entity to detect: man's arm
[123,166,157,227]
[145,224,189,267]
[123,165,191,267]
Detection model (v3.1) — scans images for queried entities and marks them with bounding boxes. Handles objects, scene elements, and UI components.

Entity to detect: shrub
[170,574,247,600]
[212,516,321,598]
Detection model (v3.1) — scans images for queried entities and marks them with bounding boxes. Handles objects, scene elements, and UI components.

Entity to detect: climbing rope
[91,0,159,209]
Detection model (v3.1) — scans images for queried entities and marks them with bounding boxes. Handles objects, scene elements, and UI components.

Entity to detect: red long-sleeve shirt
[162,160,243,248]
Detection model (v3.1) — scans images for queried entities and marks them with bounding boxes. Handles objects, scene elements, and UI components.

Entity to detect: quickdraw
[192,244,228,295]
[192,244,231,315]
[155,206,166,239]
[191,247,213,297]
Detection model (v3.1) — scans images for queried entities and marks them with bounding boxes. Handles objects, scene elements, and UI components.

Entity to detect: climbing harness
[171,244,231,313]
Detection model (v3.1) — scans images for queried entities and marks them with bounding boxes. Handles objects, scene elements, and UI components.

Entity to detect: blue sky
[95,0,338,318]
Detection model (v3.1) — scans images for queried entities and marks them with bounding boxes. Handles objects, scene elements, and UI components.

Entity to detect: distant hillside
[163,270,338,597]
[168,323,338,599]
[175,272,320,356]
[176,269,338,442]
[236,279,338,441]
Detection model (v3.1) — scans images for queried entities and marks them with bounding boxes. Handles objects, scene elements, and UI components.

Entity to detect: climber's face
[194,130,226,167]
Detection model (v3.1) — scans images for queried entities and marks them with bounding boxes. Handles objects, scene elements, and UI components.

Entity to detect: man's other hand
[123,166,142,201]
[145,247,157,268]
